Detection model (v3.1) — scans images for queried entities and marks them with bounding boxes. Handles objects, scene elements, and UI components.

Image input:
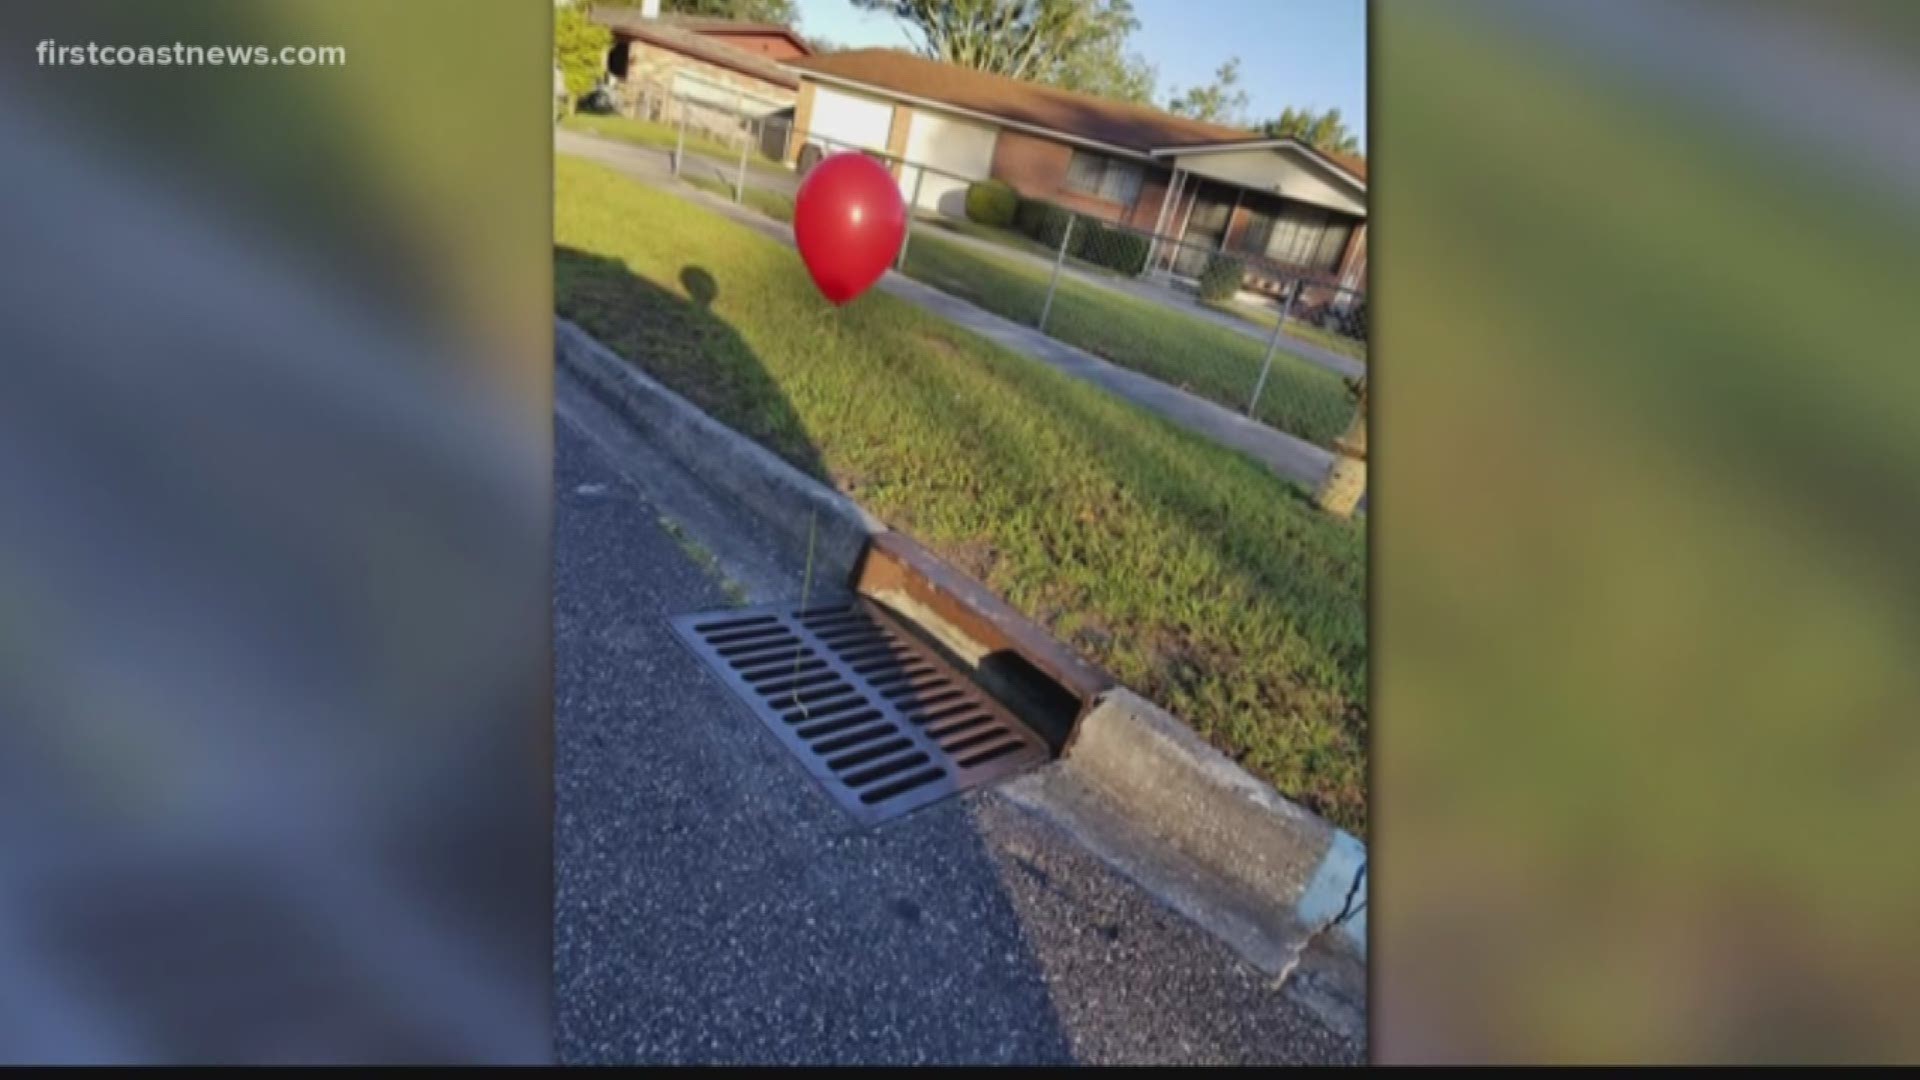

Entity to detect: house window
[1237,202,1354,274]
[1063,150,1144,205]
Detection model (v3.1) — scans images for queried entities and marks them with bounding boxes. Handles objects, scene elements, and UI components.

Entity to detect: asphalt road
[551,377,1361,1065]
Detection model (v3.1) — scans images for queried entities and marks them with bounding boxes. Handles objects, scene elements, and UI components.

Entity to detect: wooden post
[1315,377,1368,518]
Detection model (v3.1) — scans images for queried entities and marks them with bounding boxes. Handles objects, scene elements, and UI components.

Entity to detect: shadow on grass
[551,250,1099,1065]
[555,245,828,484]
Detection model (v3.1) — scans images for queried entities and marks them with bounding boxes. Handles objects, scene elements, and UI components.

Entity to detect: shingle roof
[591,8,800,90]
[788,48,1366,185]
[660,15,813,55]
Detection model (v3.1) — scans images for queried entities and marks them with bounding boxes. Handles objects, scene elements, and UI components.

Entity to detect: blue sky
[792,0,1367,140]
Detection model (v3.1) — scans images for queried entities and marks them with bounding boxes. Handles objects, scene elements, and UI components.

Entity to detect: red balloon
[792,151,908,306]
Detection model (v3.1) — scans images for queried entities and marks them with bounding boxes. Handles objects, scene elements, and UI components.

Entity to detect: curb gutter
[555,316,1367,1022]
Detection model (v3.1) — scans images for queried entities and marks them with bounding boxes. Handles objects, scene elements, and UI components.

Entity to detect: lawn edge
[555,314,1366,1028]
[556,317,883,585]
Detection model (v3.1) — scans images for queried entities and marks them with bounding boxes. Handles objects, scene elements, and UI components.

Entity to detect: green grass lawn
[917,216,1368,368]
[1202,298,1369,363]
[556,156,1367,830]
[646,174,1356,447]
[916,215,1124,279]
[901,234,1357,448]
[562,113,791,178]
[919,215,1055,258]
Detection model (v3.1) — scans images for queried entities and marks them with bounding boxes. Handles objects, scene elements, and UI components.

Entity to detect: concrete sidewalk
[553,368,1360,1064]
[556,130,1337,492]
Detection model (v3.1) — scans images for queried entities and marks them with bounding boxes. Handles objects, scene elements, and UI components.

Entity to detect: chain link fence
[1146,228,1369,353]
[1033,212,1368,433]
[614,76,796,173]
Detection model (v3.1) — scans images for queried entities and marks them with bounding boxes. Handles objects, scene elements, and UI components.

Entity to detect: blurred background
[0,0,550,1064]
[1374,0,1920,1063]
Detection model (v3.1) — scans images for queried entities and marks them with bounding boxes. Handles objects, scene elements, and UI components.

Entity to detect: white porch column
[1146,166,1179,272]
[1152,167,1187,274]
[1170,176,1202,274]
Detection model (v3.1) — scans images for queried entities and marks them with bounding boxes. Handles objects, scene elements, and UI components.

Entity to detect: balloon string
[788,507,819,720]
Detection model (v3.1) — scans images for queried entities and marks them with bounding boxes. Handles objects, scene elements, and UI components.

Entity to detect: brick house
[592,6,812,118]
[783,49,1368,296]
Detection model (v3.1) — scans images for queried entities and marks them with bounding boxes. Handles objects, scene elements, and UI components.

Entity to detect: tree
[1262,106,1362,156]
[599,0,799,21]
[1167,57,1249,126]
[1051,36,1156,104]
[853,0,1143,88]
[1315,376,1367,518]
[554,2,612,108]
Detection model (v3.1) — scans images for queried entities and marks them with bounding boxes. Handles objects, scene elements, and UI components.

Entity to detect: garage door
[903,110,999,216]
[807,86,895,155]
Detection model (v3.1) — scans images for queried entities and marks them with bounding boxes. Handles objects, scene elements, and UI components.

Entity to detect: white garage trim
[806,84,895,155]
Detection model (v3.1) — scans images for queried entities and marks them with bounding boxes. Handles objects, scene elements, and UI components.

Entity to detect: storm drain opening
[670,598,1053,825]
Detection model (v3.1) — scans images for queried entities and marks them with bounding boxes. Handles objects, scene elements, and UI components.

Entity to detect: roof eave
[793,69,1159,161]
[696,25,815,56]
[1151,139,1367,192]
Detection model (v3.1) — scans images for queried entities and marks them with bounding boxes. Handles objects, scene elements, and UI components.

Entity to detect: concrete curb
[555,317,883,586]
[1053,687,1365,959]
[554,315,1365,1021]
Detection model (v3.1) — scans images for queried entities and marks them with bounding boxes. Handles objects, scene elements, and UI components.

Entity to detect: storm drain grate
[670,598,1051,825]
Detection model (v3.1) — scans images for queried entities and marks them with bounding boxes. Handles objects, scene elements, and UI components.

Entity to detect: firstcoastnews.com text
[36,40,346,67]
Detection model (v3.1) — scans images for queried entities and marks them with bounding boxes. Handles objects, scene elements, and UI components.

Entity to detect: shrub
[1065,219,1099,258]
[1074,221,1152,276]
[795,141,824,178]
[554,3,612,104]
[1198,254,1246,301]
[1015,197,1074,248]
[965,180,1019,227]
[1013,195,1046,235]
[1333,297,1368,343]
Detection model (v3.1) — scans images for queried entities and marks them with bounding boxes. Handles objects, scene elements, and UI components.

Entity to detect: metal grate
[670,599,1051,825]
